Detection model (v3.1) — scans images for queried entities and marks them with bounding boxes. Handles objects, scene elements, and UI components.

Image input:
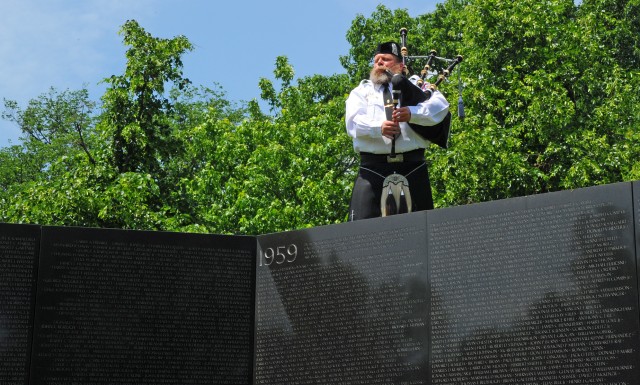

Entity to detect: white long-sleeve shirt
[345,79,450,154]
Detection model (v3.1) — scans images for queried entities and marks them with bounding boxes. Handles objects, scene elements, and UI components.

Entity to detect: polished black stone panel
[428,182,640,384]
[0,223,40,385]
[30,226,255,385]
[4,181,640,385]
[634,181,640,319]
[255,213,429,385]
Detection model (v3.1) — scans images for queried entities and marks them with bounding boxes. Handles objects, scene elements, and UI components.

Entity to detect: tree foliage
[101,19,193,175]
[174,58,353,234]
[1,0,639,233]
[341,0,639,206]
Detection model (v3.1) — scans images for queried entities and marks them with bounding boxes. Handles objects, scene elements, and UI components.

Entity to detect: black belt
[360,149,425,164]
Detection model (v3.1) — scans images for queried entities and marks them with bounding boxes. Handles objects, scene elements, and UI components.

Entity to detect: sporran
[380,173,412,216]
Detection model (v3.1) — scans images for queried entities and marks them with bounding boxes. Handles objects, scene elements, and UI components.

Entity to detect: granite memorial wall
[0,223,39,384]
[425,181,639,384]
[1,226,256,385]
[255,213,429,384]
[0,181,639,384]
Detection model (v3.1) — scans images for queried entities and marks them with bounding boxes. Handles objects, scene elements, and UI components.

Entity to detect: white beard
[369,68,392,85]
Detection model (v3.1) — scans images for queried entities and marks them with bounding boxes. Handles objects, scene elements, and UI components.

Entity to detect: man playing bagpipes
[345,40,451,221]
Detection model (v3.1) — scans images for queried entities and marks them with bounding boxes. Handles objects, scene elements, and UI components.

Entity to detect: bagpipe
[391,27,463,149]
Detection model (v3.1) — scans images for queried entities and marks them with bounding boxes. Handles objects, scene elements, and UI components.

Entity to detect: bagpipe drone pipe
[391,28,463,149]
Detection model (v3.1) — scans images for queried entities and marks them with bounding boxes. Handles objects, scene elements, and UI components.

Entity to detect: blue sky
[0,0,441,147]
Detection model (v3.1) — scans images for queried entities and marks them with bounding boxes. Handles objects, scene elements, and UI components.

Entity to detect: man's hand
[382,107,411,139]
[392,107,411,123]
[381,120,400,139]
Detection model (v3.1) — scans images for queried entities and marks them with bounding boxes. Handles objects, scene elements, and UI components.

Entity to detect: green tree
[100,19,193,175]
[343,2,640,208]
[341,7,417,82]
[0,21,206,230]
[177,56,354,234]
[0,87,100,225]
[3,2,640,233]
[2,87,97,173]
[0,24,354,234]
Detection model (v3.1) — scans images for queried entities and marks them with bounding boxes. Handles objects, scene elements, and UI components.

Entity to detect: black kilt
[347,150,433,221]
